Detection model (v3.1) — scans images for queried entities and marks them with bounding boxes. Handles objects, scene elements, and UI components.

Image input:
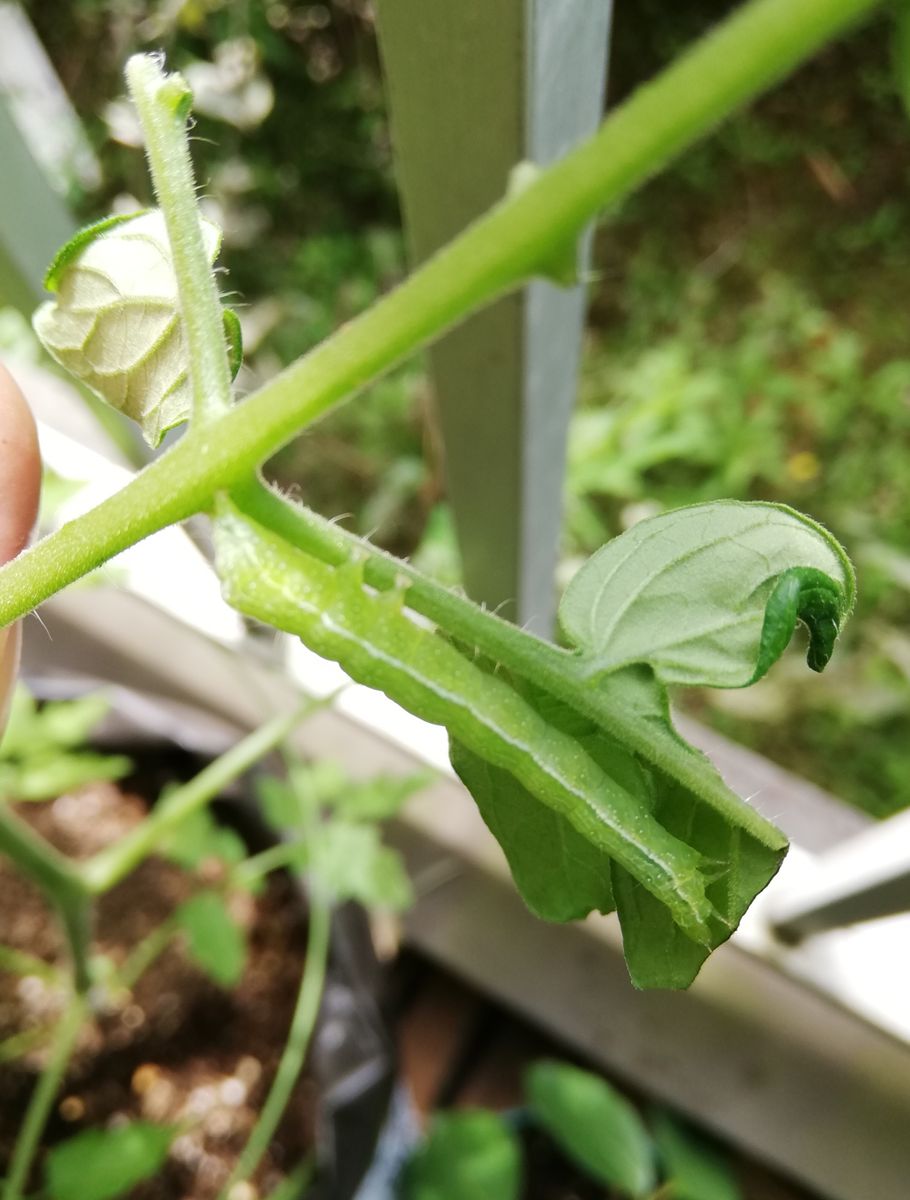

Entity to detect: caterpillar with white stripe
[213,497,716,945]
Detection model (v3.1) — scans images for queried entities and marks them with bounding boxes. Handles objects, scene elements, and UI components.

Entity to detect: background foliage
[17,0,910,817]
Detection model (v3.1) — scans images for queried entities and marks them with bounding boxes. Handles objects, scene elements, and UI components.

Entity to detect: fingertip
[0,362,41,563]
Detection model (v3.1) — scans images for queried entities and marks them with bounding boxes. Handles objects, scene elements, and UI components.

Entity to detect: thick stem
[0,0,882,629]
[1,991,87,1200]
[218,895,331,1199]
[81,703,314,895]
[0,805,93,992]
[125,56,233,423]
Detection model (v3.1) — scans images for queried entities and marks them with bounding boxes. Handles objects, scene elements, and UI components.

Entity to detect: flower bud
[33,209,238,446]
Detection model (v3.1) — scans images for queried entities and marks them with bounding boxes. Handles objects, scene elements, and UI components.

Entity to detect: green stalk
[125,56,233,423]
[1,991,87,1200]
[81,703,313,895]
[218,895,331,1199]
[232,840,308,890]
[0,0,882,629]
[0,1025,53,1065]
[0,944,59,982]
[0,806,93,992]
[116,914,180,991]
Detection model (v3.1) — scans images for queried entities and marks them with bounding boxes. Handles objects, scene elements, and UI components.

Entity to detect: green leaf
[160,807,246,869]
[404,1110,521,1200]
[256,774,304,831]
[451,739,614,921]
[33,210,228,446]
[256,761,348,832]
[176,890,246,987]
[331,770,434,822]
[308,821,413,911]
[526,1061,655,1196]
[600,670,784,990]
[559,501,853,688]
[45,1121,176,1200]
[448,680,630,922]
[651,1110,741,1200]
[7,751,132,802]
[0,688,111,760]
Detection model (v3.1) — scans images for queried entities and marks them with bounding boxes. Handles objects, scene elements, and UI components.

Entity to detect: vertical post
[0,97,73,312]
[376,1,612,633]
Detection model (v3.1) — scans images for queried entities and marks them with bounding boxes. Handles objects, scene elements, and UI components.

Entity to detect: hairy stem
[0,0,882,629]
[0,806,93,992]
[125,55,233,423]
[218,895,331,1198]
[1,991,87,1200]
[81,703,315,895]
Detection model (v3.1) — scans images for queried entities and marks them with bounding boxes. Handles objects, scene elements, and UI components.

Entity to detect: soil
[0,773,316,1199]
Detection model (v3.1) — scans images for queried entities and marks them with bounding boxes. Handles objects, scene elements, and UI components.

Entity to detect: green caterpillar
[214,498,716,945]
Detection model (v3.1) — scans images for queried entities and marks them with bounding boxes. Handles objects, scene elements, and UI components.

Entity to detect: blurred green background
[9,0,910,819]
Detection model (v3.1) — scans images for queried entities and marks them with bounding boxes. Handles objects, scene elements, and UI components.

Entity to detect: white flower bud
[33,209,240,446]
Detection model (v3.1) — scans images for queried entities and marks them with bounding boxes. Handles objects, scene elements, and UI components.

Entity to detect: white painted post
[376,1,613,633]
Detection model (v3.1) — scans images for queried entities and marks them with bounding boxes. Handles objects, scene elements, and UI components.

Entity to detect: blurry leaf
[404,1111,521,1200]
[36,694,112,749]
[256,774,302,831]
[560,502,854,688]
[46,1121,176,1200]
[7,751,132,802]
[161,807,246,869]
[40,467,84,528]
[176,891,246,987]
[651,1110,741,1200]
[289,760,347,810]
[0,687,38,758]
[332,770,434,822]
[526,1061,655,1196]
[894,0,910,120]
[309,822,412,911]
[1,689,112,758]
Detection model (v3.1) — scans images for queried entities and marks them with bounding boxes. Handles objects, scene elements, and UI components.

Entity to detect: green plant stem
[0,0,882,630]
[116,914,180,991]
[0,944,59,982]
[0,806,93,992]
[0,1024,53,1065]
[218,894,331,1199]
[125,55,232,423]
[1,990,86,1200]
[80,703,314,895]
[232,840,307,889]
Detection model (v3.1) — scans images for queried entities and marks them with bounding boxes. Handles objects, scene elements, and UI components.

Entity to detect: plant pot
[0,682,397,1200]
